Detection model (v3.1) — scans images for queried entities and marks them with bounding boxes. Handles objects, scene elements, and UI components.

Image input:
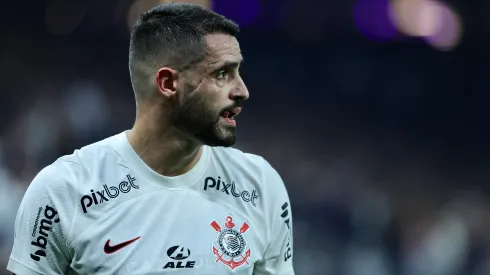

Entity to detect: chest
[69,192,266,275]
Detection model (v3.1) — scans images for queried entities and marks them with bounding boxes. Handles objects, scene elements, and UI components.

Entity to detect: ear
[155,67,179,98]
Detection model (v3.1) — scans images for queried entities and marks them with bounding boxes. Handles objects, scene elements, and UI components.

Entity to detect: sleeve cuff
[7,258,44,275]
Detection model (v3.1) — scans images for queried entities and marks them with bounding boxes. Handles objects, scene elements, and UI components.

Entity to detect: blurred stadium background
[1,0,490,274]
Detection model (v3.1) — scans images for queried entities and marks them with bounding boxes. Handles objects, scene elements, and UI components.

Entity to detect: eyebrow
[208,59,243,73]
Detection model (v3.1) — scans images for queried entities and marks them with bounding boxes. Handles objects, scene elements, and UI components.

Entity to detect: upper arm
[254,159,294,275]
[7,163,75,275]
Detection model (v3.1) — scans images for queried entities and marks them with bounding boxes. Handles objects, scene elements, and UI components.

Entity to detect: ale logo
[163,245,195,269]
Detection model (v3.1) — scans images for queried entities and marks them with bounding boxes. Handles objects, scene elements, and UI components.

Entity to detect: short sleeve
[254,159,294,275]
[7,163,75,275]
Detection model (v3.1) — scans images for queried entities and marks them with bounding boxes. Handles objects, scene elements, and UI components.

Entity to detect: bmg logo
[80,174,138,213]
[30,205,59,261]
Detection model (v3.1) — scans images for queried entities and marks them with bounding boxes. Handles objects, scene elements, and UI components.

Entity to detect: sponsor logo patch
[80,174,138,213]
[30,205,59,262]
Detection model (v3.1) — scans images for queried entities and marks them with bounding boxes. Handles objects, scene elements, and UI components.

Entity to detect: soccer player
[7,3,294,275]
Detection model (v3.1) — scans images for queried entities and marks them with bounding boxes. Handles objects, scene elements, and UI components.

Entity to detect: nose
[230,76,249,101]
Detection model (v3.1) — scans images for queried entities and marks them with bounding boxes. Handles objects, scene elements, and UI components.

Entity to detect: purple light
[212,0,260,27]
[253,0,288,30]
[354,0,398,42]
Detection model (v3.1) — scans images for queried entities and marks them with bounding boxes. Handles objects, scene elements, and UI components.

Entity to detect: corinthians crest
[210,215,251,270]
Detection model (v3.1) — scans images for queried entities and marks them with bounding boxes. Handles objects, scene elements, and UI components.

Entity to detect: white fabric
[7,132,294,275]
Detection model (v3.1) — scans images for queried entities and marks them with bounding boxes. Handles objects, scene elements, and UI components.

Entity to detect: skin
[127,33,249,177]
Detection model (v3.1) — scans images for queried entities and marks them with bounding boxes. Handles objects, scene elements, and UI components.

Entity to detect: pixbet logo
[163,245,195,269]
[80,174,138,213]
[204,176,259,207]
[30,205,59,262]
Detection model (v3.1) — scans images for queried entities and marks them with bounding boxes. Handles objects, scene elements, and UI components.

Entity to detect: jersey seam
[58,143,127,253]
[61,159,84,260]
[261,157,273,259]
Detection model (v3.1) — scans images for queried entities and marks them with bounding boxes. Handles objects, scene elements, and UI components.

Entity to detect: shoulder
[210,146,275,178]
[28,133,125,200]
[209,146,286,194]
[60,133,126,173]
[210,146,265,167]
[210,146,280,172]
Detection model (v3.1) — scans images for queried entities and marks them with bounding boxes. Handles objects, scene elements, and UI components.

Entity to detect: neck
[127,105,203,177]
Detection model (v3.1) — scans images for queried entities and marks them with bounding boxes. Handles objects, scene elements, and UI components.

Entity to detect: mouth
[220,107,241,120]
[220,107,241,126]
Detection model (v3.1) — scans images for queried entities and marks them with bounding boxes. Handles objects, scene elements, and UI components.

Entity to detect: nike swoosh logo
[104,236,141,254]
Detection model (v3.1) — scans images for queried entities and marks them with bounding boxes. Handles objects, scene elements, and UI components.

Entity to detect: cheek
[200,84,227,106]
[186,90,220,114]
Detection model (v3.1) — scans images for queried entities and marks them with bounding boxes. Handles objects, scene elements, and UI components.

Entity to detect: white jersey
[7,132,294,275]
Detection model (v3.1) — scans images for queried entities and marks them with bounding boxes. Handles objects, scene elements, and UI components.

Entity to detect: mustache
[219,102,243,114]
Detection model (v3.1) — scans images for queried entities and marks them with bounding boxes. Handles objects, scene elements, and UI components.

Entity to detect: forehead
[203,33,242,63]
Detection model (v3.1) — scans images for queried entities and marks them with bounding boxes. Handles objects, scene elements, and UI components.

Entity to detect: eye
[216,70,228,81]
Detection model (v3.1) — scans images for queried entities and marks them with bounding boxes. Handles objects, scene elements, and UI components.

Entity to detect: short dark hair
[129,3,239,99]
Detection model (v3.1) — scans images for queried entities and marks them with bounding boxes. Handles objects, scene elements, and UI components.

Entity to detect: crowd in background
[1,0,490,274]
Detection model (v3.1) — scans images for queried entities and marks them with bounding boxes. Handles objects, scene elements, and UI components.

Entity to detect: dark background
[1,0,489,274]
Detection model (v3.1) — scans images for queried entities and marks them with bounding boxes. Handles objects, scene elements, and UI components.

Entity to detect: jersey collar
[113,131,210,188]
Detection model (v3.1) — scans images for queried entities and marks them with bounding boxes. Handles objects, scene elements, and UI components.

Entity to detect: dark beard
[173,87,237,147]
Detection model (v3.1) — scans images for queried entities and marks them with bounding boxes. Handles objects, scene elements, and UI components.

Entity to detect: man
[7,3,294,275]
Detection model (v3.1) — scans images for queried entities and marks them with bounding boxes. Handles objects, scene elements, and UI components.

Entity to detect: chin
[217,136,236,147]
[198,127,236,147]
[202,135,236,147]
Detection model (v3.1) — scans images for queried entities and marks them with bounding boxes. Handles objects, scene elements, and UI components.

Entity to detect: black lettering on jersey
[281,202,292,262]
[163,246,195,269]
[31,207,42,237]
[203,176,259,207]
[163,261,195,269]
[30,205,60,262]
[221,182,230,194]
[80,174,138,214]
